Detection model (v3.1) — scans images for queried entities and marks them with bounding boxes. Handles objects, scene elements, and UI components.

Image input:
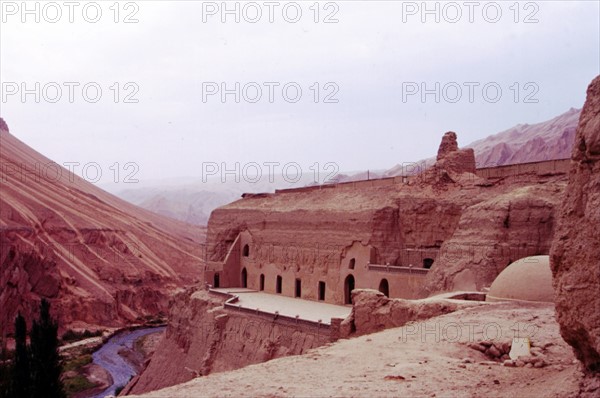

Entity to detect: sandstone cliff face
[0,122,205,335]
[550,75,600,374]
[421,184,562,294]
[126,289,330,395]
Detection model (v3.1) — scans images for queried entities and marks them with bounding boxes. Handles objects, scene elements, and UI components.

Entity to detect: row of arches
[214,270,390,304]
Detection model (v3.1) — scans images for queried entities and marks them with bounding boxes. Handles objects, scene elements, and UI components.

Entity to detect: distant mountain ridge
[467,107,580,167]
[384,108,581,177]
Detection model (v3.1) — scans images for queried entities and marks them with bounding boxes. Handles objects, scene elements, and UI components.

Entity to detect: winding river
[92,327,165,398]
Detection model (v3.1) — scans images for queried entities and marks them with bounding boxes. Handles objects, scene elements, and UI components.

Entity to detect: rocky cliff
[421,184,561,294]
[125,289,331,395]
[0,120,206,335]
[550,76,600,377]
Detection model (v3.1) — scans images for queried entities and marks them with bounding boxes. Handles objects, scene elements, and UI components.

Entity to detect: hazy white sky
[1,0,598,187]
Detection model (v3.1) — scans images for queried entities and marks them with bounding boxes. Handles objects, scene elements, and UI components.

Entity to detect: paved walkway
[211,288,351,324]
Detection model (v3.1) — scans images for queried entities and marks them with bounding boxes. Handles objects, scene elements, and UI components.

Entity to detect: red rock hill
[0,119,206,335]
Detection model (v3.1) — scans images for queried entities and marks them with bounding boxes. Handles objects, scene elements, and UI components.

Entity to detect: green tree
[11,312,31,398]
[29,300,65,398]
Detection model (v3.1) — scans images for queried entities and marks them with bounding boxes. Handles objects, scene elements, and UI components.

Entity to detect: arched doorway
[213,273,220,288]
[259,274,265,291]
[378,278,389,297]
[344,274,355,305]
[243,244,250,257]
[241,268,247,288]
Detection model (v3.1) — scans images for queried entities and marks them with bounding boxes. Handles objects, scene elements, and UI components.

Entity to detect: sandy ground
[129,302,584,398]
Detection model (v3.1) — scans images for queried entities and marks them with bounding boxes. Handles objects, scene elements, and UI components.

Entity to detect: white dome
[487,256,554,303]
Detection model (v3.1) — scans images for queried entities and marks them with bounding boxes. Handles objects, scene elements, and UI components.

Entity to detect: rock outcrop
[437,131,460,159]
[339,289,476,337]
[438,132,476,173]
[435,131,476,174]
[550,75,600,374]
[415,131,479,187]
[0,122,205,335]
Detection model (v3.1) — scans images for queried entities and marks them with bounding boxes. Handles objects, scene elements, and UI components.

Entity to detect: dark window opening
[259,274,265,291]
[243,244,250,257]
[213,273,220,288]
[349,258,356,270]
[295,278,301,298]
[423,258,434,269]
[241,268,248,288]
[344,274,355,305]
[318,281,326,301]
[378,278,389,297]
[276,275,282,294]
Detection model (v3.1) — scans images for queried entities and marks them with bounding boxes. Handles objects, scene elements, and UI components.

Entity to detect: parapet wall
[475,159,570,179]
[272,159,570,195]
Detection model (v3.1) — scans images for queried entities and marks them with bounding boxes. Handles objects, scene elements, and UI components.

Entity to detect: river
[91,327,165,398]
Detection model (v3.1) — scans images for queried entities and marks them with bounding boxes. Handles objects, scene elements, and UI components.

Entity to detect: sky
[1,0,599,188]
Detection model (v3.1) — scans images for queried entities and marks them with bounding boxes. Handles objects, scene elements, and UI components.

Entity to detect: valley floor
[129,302,584,398]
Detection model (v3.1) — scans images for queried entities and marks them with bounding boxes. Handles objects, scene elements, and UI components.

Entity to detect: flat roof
[211,288,351,323]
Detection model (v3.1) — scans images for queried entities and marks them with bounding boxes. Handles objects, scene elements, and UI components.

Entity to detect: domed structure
[486,255,554,303]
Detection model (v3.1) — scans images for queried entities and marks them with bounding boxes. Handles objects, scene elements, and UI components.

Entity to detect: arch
[378,278,389,297]
[423,258,434,269]
[213,273,220,288]
[276,275,282,294]
[349,258,356,270]
[344,274,355,305]
[259,274,265,291]
[243,244,250,257]
[241,267,248,288]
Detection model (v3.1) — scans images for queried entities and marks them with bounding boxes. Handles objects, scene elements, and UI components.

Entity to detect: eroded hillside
[0,120,206,335]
